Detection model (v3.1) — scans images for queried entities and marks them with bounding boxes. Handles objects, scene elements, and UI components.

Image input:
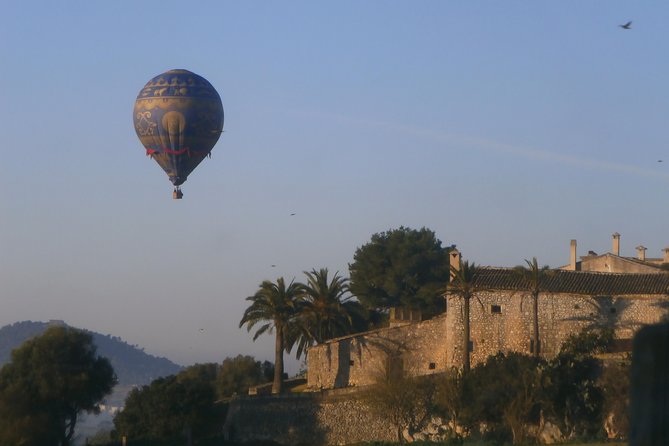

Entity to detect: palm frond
[252,323,273,341]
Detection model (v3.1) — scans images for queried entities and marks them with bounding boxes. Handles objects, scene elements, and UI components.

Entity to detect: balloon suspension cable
[173,186,183,200]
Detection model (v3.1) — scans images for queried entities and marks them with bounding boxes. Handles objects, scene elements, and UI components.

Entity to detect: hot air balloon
[133,69,224,199]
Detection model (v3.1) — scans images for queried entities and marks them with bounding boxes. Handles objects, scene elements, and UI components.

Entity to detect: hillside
[0,320,182,385]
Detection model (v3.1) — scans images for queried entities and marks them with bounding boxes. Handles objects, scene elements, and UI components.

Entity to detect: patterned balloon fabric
[133,69,224,187]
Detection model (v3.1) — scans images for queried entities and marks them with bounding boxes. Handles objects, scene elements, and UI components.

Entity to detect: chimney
[636,245,647,261]
[612,232,620,256]
[449,248,461,281]
[663,247,669,264]
[570,239,577,271]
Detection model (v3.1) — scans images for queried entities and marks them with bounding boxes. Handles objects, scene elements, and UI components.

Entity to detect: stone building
[307,235,669,390]
[562,233,669,273]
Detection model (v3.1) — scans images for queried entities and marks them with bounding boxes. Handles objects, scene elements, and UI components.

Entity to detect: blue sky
[1,1,667,371]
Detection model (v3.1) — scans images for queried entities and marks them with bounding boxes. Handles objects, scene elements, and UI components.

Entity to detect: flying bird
[658,160,663,163]
[271,264,276,267]
[619,21,632,29]
[290,213,296,216]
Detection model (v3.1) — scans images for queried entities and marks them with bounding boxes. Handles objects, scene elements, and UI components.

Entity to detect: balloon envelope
[133,69,224,186]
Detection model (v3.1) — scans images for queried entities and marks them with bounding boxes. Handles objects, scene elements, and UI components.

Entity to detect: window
[468,340,474,352]
[349,360,354,366]
[429,362,436,370]
[491,305,502,314]
[610,307,617,314]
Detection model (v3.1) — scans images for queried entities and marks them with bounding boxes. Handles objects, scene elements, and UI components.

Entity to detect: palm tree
[446,261,481,373]
[239,277,305,394]
[514,257,552,357]
[293,268,365,358]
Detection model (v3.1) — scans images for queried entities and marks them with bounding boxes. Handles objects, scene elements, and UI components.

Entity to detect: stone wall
[446,291,668,368]
[307,317,448,389]
[223,385,567,445]
[224,388,397,445]
[310,291,668,389]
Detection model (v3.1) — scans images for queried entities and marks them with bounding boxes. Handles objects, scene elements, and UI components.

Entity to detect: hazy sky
[1,1,667,372]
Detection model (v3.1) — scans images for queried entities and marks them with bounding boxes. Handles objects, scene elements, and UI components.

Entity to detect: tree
[302,268,355,343]
[0,326,117,446]
[540,328,610,439]
[178,362,219,383]
[463,352,545,445]
[514,257,553,357]
[239,277,305,394]
[216,355,273,398]
[435,368,466,437]
[293,268,367,358]
[558,326,614,357]
[599,359,630,439]
[446,260,482,373]
[349,226,451,318]
[113,366,221,444]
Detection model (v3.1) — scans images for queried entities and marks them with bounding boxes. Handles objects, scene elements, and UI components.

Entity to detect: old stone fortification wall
[310,291,668,389]
[307,316,448,389]
[446,291,666,368]
[224,388,396,445]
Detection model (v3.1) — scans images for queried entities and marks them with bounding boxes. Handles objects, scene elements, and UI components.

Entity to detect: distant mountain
[0,320,183,385]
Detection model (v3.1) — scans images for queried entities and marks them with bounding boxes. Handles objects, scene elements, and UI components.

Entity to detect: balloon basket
[173,188,183,199]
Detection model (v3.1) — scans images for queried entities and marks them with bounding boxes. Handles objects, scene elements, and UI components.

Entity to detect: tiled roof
[471,268,669,295]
